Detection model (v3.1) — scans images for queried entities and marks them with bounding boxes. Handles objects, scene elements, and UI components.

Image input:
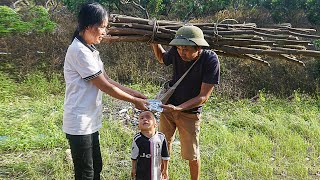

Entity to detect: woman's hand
[131,90,147,99]
[133,98,149,110]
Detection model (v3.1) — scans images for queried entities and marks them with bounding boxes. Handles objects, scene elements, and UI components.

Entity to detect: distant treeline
[63,0,320,25]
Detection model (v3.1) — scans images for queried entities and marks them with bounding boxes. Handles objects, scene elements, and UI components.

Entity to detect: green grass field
[1,72,320,179]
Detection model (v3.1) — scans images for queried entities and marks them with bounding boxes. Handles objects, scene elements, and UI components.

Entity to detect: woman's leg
[66,133,98,180]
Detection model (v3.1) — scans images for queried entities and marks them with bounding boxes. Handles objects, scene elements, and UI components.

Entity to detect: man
[151,25,220,180]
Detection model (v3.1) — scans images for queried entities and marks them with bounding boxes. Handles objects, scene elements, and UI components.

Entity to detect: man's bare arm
[161,82,215,112]
[151,43,165,64]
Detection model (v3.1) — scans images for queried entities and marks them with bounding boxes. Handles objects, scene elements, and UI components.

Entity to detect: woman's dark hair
[72,2,108,40]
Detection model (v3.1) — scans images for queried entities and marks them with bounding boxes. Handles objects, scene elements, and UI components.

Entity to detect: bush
[0,5,55,34]
[20,72,64,99]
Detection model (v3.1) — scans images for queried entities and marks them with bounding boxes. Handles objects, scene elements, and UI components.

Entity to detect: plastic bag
[155,81,175,104]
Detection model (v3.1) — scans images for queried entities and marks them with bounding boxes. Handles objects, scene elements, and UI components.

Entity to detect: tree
[263,0,307,23]
[305,0,320,25]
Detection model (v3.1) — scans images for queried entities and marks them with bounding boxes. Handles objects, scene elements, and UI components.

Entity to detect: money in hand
[147,99,163,112]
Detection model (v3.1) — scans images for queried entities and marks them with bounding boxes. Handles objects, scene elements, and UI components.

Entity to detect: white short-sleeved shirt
[63,37,104,135]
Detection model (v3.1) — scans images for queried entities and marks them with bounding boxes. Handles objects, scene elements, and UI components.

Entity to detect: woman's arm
[90,74,148,110]
[103,72,147,99]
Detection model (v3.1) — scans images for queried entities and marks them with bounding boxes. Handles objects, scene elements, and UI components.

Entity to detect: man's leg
[189,159,200,180]
[176,112,201,180]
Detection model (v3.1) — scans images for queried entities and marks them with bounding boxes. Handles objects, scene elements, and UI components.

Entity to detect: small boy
[131,111,170,180]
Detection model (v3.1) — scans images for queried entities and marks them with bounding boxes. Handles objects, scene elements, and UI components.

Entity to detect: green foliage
[20,71,64,99]
[0,72,18,102]
[263,0,306,23]
[0,6,31,33]
[0,72,65,152]
[305,0,320,24]
[0,5,55,34]
[314,39,320,49]
[27,6,56,32]
[62,0,88,13]
[306,0,320,25]
[61,0,320,24]
[1,72,320,178]
[144,0,164,17]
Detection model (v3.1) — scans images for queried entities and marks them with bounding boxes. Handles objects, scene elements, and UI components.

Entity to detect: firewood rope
[104,14,320,66]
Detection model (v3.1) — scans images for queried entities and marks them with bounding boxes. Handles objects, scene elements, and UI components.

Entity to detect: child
[131,111,170,180]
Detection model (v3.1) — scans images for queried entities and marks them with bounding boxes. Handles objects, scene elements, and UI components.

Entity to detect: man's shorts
[159,111,201,160]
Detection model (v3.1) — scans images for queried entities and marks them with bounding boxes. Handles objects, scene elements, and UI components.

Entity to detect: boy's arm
[161,135,170,179]
[161,160,169,180]
[131,160,137,178]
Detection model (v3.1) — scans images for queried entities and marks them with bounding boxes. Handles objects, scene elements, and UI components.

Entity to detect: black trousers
[66,131,102,180]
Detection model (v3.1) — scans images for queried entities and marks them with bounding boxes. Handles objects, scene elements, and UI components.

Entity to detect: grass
[1,71,320,179]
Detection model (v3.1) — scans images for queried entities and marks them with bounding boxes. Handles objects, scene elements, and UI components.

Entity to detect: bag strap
[157,50,203,103]
[171,51,202,89]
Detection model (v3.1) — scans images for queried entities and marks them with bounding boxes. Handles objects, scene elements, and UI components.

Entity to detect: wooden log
[214,45,285,55]
[203,29,255,35]
[107,27,173,39]
[271,47,320,57]
[110,14,181,26]
[273,39,311,45]
[247,45,272,50]
[287,27,316,34]
[287,31,320,39]
[103,35,169,44]
[106,14,320,64]
[103,35,150,42]
[220,35,264,40]
[245,54,271,66]
[213,38,274,46]
[253,31,299,40]
[280,54,305,66]
[278,45,307,50]
[214,51,270,66]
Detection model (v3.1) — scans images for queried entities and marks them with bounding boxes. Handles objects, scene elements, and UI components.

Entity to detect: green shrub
[0,72,18,102]
[0,6,31,33]
[0,5,56,34]
[20,72,64,99]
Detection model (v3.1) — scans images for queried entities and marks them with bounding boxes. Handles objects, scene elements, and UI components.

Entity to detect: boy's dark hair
[140,111,156,119]
[72,2,108,40]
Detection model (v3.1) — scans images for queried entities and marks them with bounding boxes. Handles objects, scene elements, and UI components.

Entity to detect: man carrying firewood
[151,25,220,180]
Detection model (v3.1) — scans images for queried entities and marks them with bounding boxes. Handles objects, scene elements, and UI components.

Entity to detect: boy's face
[138,111,157,131]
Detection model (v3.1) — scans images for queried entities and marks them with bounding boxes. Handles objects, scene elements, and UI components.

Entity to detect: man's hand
[161,104,182,112]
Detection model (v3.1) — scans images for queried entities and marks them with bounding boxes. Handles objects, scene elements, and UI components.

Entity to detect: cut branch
[105,14,320,66]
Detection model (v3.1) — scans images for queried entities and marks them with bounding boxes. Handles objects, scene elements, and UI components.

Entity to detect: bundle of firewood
[104,14,320,66]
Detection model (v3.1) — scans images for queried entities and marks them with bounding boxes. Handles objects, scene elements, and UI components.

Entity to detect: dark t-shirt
[163,47,220,113]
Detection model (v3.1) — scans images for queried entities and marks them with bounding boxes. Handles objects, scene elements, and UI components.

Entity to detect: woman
[63,3,148,179]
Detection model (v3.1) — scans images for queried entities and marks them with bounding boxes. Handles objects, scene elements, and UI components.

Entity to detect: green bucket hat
[169,25,209,47]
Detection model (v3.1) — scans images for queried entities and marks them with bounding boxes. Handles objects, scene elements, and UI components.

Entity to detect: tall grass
[1,71,320,179]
